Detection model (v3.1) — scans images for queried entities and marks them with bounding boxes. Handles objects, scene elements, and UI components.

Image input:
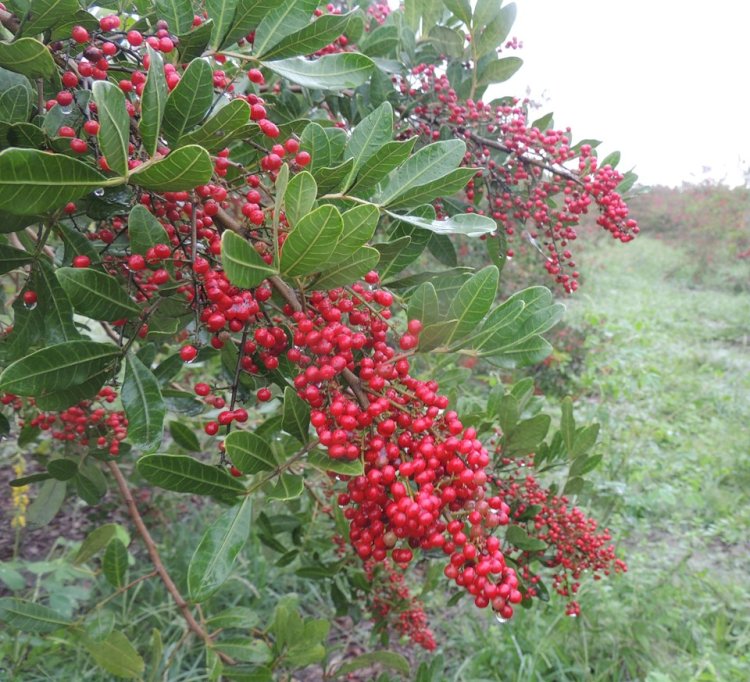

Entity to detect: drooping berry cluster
[1,388,127,456]
[397,65,639,292]
[491,454,627,614]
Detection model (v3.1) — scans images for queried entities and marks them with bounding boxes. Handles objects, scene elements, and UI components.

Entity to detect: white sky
[503,0,750,187]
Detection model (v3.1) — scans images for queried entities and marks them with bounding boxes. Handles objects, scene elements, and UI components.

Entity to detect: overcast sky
[503,0,750,187]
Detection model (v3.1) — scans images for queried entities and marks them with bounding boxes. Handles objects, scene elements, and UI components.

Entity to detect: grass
[435,235,750,681]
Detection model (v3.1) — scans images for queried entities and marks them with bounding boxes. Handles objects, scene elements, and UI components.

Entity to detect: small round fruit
[180,345,198,362]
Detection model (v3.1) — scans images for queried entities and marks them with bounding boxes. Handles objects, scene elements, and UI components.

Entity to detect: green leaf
[496,394,519,434]
[428,25,464,58]
[178,98,252,152]
[161,59,214,146]
[488,336,553,367]
[85,610,116,641]
[18,0,79,36]
[0,340,119,396]
[299,122,345,173]
[129,145,213,192]
[572,424,600,458]
[475,3,516,58]
[220,0,277,49]
[0,244,32,274]
[328,204,379,261]
[386,167,477,210]
[26,479,66,527]
[477,57,523,87]
[281,386,310,443]
[177,19,216,61]
[444,265,498,343]
[349,138,416,195]
[187,496,253,601]
[283,171,317,227]
[221,230,278,288]
[140,46,168,158]
[428,233,458,267]
[505,525,547,552]
[82,630,145,679]
[76,459,108,504]
[314,246,379,288]
[57,267,140,321]
[469,298,525,352]
[0,598,71,632]
[122,354,165,454]
[504,414,551,456]
[443,0,472,26]
[407,281,439,328]
[102,539,128,589]
[0,38,58,79]
[375,139,466,206]
[280,204,344,277]
[206,606,260,630]
[75,523,130,565]
[417,319,459,352]
[156,0,194,34]
[259,11,361,60]
[169,421,201,451]
[225,431,276,474]
[47,458,78,481]
[26,259,79,345]
[128,204,171,255]
[0,148,109,216]
[344,102,393,173]
[337,651,410,677]
[206,0,239,50]
[252,0,318,57]
[307,449,363,476]
[0,84,32,124]
[264,53,375,91]
[313,157,354,194]
[373,235,420,281]
[91,81,130,177]
[137,454,246,497]
[359,24,399,57]
[264,472,303,500]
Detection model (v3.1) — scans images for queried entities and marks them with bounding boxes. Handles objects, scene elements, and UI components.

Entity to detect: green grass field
[437,236,750,681]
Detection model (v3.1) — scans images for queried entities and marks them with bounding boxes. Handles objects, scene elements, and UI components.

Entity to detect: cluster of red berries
[235,282,524,619]
[363,558,437,651]
[1,387,127,456]
[491,454,627,613]
[396,65,639,292]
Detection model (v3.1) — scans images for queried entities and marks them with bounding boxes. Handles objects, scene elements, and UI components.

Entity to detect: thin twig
[107,461,236,666]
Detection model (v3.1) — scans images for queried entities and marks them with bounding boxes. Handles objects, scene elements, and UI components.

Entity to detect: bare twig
[107,462,236,665]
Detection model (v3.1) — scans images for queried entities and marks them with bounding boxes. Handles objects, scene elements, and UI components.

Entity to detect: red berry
[72,255,91,268]
[247,68,264,84]
[62,71,79,88]
[23,291,37,306]
[295,151,311,166]
[204,421,219,436]
[58,126,75,138]
[69,138,88,153]
[71,25,90,43]
[180,345,198,362]
[194,383,211,396]
[83,120,100,136]
[57,91,74,106]
[257,388,272,402]
[127,30,143,46]
[127,254,146,271]
[229,465,242,477]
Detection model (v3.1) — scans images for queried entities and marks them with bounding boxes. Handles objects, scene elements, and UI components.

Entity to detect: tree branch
[107,461,236,666]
